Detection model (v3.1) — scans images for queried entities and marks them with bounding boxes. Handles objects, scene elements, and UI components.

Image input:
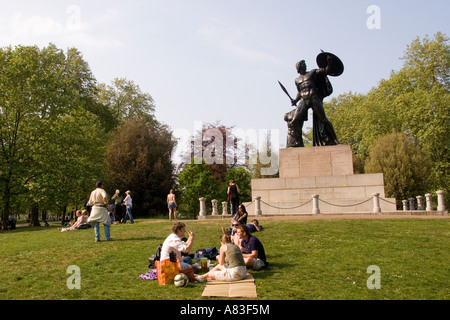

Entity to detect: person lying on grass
[195,234,247,281]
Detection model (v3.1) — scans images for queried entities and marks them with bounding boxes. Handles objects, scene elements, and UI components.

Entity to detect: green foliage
[0,44,106,227]
[96,78,157,126]
[104,118,175,217]
[365,130,432,201]
[177,159,220,217]
[325,32,449,199]
[33,107,108,211]
[224,167,252,202]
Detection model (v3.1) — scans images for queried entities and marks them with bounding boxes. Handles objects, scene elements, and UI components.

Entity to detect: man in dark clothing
[235,224,267,271]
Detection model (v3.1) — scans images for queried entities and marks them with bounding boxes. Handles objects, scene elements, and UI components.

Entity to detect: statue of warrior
[282,51,343,147]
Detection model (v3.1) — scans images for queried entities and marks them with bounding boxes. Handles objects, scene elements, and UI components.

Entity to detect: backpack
[148,244,162,268]
[193,247,219,260]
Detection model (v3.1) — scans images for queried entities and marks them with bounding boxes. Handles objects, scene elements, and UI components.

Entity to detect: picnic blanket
[201,273,257,298]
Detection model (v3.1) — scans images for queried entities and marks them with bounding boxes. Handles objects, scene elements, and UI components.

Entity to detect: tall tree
[96,78,156,126]
[104,118,175,217]
[365,130,432,203]
[177,159,220,217]
[325,32,449,199]
[0,44,101,229]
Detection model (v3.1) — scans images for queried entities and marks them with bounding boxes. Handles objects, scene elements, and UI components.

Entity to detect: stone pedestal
[279,145,354,178]
[249,145,396,214]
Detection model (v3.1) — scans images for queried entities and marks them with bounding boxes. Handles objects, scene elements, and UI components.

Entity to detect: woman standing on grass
[167,189,177,221]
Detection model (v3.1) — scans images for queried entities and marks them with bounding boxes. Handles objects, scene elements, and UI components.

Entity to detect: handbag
[148,244,162,268]
[156,258,181,285]
[179,266,196,282]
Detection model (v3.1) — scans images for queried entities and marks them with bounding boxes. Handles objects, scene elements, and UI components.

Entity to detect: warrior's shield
[316,52,344,77]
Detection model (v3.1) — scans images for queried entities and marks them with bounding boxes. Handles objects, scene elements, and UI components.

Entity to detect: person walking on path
[122,190,134,224]
[87,181,112,242]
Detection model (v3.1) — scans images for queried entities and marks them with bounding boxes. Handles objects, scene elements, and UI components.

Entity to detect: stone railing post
[408,198,415,210]
[312,194,320,214]
[254,196,262,216]
[222,201,228,216]
[199,197,206,218]
[402,200,408,211]
[416,195,424,210]
[211,199,218,216]
[372,193,381,213]
[437,190,446,211]
[425,193,433,211]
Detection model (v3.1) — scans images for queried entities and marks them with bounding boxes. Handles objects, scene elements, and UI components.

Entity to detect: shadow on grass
[1,225,61,234]
[111,236,159,242]
[248,262,292,280]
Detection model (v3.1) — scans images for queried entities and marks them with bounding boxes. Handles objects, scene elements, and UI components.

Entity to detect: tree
[177,159,220,217]
[96,78,156,127]
[35,108,108,224]
[326,32,449,199]
[0,44,101,229]
[223,167,252,203]
[365,131,432,203]
[104,118,175,217]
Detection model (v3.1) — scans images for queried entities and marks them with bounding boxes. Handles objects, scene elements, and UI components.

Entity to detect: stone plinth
[250,145,396,214]
[279,145,354,178]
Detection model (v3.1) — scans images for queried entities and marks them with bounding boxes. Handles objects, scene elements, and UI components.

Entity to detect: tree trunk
[30,203,41,227]
[1,184,11,231]
[61,206,67,226]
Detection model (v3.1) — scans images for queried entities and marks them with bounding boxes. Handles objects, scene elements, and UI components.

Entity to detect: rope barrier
[318,197,372,207]
[380,197,397,205]
[260,199,312,210]
[244,200,255,207]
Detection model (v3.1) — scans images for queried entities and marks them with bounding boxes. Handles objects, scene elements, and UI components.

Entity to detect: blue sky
[0,1,449,156]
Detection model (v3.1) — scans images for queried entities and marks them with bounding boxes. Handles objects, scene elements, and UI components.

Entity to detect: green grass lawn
[0,217,448,300]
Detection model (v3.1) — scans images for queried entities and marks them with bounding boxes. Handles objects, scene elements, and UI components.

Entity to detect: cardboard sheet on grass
[201,273,257,298]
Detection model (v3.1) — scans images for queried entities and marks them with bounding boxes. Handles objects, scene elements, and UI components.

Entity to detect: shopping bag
[156,258,181,285]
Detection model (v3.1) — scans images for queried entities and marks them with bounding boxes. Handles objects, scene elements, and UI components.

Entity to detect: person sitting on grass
[59,210,87,232]
[235,224,267,271]
[232,204,248,226]
[222,223,241,246]
[161,222,195,269]
[246,219,263,233]
[195,233,247,281]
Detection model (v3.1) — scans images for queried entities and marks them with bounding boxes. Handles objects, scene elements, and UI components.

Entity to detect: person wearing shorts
[195,234,247,281]
[167,189,177,221]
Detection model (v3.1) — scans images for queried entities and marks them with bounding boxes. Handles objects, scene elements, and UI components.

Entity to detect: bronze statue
[281,51,343,147]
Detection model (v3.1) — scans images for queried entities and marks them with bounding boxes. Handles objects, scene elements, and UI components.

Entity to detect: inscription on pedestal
[280,145,353,178]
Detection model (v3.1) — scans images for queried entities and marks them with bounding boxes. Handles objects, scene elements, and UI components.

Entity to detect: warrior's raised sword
[278,81,295,105]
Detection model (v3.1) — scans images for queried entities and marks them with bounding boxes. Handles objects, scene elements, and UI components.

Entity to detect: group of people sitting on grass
[160,203,266,283]
[58,209,91,232]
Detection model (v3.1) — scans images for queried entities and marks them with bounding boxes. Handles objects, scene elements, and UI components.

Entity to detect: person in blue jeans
[87,181,112,242]
[122,190,134,224]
